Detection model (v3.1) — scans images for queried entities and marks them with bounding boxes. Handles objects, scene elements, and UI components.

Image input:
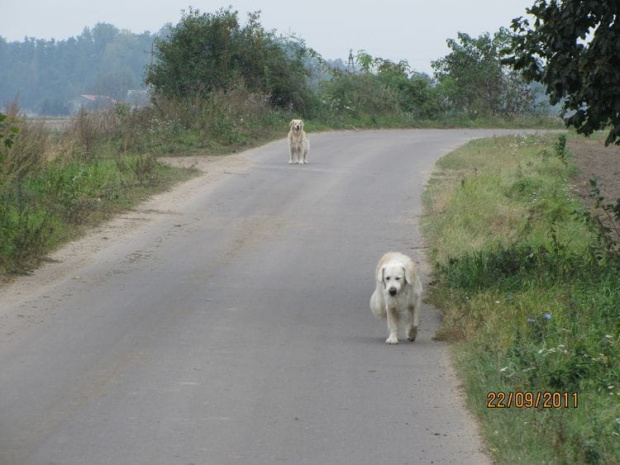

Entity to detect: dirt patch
[569,137,620,205]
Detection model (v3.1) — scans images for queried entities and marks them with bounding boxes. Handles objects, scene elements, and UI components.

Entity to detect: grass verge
[421,133,619,464]
[0,112,198,277]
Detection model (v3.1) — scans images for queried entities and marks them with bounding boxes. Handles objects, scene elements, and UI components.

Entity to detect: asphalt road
[0,129,525,465]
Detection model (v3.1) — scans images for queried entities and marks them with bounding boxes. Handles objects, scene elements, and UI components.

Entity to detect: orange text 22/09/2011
[486,391,579,409]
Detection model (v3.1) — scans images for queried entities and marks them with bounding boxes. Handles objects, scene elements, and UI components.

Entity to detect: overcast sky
[1,0,535,74]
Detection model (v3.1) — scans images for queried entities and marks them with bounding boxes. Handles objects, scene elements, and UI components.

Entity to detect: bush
[145,8,316,115]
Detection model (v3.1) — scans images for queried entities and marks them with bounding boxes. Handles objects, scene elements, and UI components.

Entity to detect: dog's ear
[403,266,412,285]
[379,265,386,284]
[290,120,294,128]
[299,120,304,129]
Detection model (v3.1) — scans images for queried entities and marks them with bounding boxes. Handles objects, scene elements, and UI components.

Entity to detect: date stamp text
[486,391,579,409]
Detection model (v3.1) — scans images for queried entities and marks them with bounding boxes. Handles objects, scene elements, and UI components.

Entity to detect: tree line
[0,23,155,115]
[144,8,552,122]
[1,8,554,122]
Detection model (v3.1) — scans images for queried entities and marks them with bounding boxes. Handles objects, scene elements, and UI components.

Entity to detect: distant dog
[370,252,422,344]
[288,119,309,164]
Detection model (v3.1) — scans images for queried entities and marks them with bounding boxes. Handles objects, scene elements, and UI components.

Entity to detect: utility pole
[347,49,355,73]
[145,41,155,67]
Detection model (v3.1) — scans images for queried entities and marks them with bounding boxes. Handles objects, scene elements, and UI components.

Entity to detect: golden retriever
[288,119,309,164]
[370,252,422,344]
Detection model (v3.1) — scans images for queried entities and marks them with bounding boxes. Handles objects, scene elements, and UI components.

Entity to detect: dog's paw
[407,327,418,342]
[386,334,399,344]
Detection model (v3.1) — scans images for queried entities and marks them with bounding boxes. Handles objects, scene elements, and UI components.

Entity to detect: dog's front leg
[406,324,418,342]
[407,294,421,341]
[386,306,399,344]
[407,305,419,341]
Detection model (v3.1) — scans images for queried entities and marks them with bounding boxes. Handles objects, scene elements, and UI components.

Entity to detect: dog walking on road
[370,252,422,344]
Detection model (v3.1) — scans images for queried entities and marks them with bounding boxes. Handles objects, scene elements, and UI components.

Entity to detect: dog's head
[290,119,304,132]
[380,262,411,297]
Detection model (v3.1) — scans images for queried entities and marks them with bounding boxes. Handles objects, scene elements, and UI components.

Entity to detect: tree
[504,0,620,145]
[432,29,535,117]
[0,25,154,114]
[347,51,437,118]
[144,8,316,113]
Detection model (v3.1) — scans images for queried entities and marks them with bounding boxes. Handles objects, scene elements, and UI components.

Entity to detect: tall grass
[144,85,288,154]
[0,105,196,276]
[422,134,619,464]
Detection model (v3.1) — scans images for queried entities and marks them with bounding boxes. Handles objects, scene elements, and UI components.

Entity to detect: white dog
[288,119,309,164]
[370,252,422,344]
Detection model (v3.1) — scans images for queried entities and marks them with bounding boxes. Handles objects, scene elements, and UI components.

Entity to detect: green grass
[422,134,620,464]
[1,136,196,275]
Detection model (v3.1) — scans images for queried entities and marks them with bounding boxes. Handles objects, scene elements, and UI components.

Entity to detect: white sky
[0,0,534,74]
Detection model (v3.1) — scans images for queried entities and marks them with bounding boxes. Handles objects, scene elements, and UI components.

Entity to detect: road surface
[0,129,526,464]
